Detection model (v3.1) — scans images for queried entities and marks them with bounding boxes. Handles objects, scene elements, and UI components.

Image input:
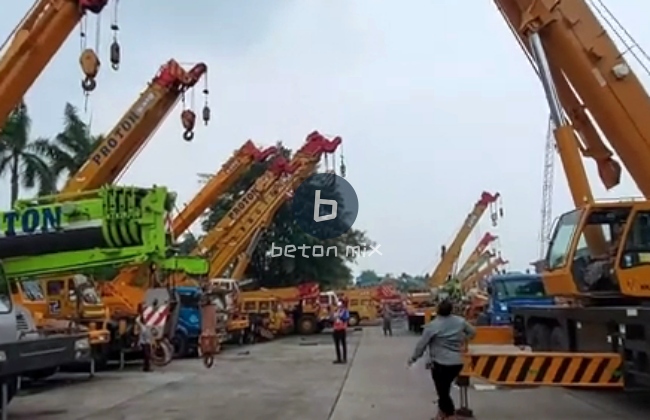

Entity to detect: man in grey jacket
[408,300,475,419]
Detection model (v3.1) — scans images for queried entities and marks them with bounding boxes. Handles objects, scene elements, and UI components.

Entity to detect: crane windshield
[546,209,584,270]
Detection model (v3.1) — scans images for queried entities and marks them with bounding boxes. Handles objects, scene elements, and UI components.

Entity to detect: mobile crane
[93,141,275,357]
[0,0,116,128]
[11,60,211,363]
[457,0,650,404]
[0,184,206,414]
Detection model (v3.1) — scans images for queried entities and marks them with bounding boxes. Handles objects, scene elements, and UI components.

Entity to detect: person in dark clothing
[332,300,350,364]
[382,304,393,336]
[408,300,476,420]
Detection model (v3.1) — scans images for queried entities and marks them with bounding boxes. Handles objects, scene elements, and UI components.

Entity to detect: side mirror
[486,286,493,295]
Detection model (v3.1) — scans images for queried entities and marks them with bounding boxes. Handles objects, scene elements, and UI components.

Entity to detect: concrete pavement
[8,326,650,419]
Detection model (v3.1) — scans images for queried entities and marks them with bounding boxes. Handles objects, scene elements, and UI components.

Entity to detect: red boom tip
[478,191,500,205]
[298,131,342,156]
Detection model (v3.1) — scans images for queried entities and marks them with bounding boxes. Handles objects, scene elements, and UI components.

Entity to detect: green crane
[0,186,207,277]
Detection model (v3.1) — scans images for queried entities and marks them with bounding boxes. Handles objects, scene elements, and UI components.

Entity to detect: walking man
[407,300,475,420]
[332,300,350,364]
[136,303,153,372]
[382,303,393,336]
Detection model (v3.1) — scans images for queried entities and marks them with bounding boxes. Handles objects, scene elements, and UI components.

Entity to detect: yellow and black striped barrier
[454,351,623,418]
[461,352,623,387]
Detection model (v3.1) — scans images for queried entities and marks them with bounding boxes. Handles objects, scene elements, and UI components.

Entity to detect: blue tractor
[478,272,555,326]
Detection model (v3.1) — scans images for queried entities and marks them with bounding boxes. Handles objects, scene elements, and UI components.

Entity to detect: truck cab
[484,273,555,325]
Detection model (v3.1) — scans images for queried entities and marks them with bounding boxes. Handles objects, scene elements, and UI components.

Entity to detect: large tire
[152,339,174,366]
[526,323,552,351]
[172,333,189,358]
[348,313,360,327]
[0,377,18,413]
[297,315,318,335]
[549,326,569,351]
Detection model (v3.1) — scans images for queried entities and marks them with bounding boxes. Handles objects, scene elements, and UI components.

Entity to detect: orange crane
[63,59,209,193]
[456,232,498,281]
[0,0,116,128]
[462,255,507,292]
[427,192,502,288]
[461,1,650,397]
[100,141,277,317]
[459,250,496,283]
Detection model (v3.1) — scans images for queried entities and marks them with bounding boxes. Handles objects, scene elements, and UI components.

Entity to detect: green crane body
[0,186,208,278]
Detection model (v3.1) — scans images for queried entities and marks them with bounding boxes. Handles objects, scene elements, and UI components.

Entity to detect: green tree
[356,269,381,286]
[0,102,56,206]
[32,103,103,186]
[201,145,371,290]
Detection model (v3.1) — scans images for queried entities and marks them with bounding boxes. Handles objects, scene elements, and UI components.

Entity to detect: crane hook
[79,48,100,93]
[110,40,121,71]
[181,109,197,142]
[82,77,97,92]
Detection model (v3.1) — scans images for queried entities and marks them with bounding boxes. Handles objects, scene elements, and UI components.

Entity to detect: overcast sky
[1,0,647,278]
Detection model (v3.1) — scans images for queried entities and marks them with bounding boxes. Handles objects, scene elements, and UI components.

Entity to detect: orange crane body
[0,0,108,127]
[62,60,208,193]
[100,141,275,315]
[427,192,501,288]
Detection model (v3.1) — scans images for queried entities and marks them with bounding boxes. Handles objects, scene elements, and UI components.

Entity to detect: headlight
[498,303,508,312]
[75,338,90,350]
[0,350,6,362]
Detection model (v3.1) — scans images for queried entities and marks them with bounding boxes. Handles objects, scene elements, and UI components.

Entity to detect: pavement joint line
[327,330,363,420]
[70,371,199,420]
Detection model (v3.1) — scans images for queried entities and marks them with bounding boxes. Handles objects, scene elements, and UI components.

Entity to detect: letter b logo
[313,190,337,222]
[292,173,358,239]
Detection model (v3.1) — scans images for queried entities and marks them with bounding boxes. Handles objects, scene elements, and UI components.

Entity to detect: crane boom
[496,0,650,195]
[62,60,208,193]
[427,192,500,288]
[462,256,508,292]
[208,133,342,279]
[191,156,293,260]
[456,232,498,280]
[0,0,109,127]
[171,141,276,237]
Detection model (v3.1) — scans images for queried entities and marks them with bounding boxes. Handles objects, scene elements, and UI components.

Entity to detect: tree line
[0,102,102,206]
[1,103,373,289]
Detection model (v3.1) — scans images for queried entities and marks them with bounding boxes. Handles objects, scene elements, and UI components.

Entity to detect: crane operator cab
[544,202,650,299]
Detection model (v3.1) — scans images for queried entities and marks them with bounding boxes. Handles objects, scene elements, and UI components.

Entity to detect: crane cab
[544,201,650,299]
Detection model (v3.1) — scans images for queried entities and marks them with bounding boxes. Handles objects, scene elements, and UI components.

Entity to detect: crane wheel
[183,130,194,141]
[82,77,97,92]
[203,355,214,368]
[151,339,173,366]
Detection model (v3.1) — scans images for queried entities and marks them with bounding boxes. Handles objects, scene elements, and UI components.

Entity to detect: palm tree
[0,102,56,206]
[32,103,102,185]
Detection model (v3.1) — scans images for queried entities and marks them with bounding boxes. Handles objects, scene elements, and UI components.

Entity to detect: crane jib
[226,190,259,221]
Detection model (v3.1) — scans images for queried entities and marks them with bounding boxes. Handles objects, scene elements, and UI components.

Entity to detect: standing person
[382,303,393,336]
[136,303,153,372]
[407,300,475,420]
[332,300,350,364]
